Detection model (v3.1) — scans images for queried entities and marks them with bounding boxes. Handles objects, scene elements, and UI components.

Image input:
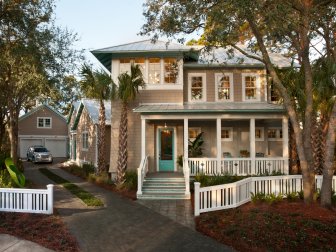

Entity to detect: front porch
[135,104,289,199]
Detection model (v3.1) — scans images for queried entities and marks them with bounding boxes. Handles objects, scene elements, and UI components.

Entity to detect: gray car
[27,146,53,163]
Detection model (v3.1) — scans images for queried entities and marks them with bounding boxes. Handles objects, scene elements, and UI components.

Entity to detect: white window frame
[37,117,52,129]
[267,127,282,141]
[255,127,264,141]
[221,127,233,142]
[82,132,89,151]
[188,127,201,142]
[242,73,261,102]
[188,73,207,103]
[215,73,234,102]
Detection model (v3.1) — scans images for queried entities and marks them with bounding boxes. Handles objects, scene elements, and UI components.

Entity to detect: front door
[158,128,174,171]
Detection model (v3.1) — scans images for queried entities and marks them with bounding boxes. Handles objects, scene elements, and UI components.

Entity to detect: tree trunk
[116,102,128,185]
[97,100,106,174]
[289,121,300,174]
[320,101,336,207]
[8,102,19,165]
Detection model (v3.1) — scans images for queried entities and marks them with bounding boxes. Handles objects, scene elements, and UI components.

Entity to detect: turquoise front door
[158,128,174,171]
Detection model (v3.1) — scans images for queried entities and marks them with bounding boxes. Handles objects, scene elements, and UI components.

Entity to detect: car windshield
[35,148,48,152]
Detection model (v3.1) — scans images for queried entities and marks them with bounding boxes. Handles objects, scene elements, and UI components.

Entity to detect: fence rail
[137,156,149,196]
[188,157,288,176]
[0,185,54,214]
[194,175,336,216]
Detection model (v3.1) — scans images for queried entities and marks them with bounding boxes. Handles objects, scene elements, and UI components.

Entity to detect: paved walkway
[0,234,53,252]
[24,162,234,252]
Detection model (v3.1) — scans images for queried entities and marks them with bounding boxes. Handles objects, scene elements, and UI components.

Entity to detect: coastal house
[91,40,290,199]
[67,99,111,168]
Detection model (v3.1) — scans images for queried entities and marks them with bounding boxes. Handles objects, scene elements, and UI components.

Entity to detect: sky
[54,0,151,69]
[54,0,199,70]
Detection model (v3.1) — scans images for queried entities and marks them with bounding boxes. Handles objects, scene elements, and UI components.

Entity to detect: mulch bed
[0,212,79,252]
[196,201,336,251]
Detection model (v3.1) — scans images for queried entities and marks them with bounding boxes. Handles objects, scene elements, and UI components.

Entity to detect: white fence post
[194,182,200,216]
[137,167,142,195]
[47,184,54,214]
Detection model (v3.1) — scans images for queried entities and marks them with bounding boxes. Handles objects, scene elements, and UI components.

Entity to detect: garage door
[45,139,67,157]
[20,139,43,158]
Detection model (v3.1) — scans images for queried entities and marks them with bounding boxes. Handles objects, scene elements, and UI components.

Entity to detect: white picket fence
[0,184,54,214]
[194,175,336,216]
[188,157,288,176]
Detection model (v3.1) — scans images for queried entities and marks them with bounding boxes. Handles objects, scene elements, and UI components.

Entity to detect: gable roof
[19,104,66,122]
[70,99,111,131]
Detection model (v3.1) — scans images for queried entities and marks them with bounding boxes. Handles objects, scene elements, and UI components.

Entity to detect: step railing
[194,175,336,216]
[183,157,190,197]
[188,157,288,176]
[137,156,148,196]
[0,185,54,214]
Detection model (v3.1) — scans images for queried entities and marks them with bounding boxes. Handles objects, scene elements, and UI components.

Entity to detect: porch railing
[194,175,336,216]
[188,157,288,176]
[182,158,190,196]
[0,185,54,214]
[137,156,148,196]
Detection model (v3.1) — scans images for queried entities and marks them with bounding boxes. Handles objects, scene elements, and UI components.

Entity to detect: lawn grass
[39,168,104,207]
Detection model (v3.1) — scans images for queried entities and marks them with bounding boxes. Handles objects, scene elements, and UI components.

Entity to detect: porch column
[282,116,289,174]
[216,118,222,173]
[250,118,256,174]
[184,118,188,158]
[141,118,146,160]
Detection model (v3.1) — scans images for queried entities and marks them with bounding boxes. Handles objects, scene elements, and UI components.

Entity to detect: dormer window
[37,117,52,128]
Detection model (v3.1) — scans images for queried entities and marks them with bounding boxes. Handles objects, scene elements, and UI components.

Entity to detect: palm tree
[115,64,145,185]
[80,64,111,175]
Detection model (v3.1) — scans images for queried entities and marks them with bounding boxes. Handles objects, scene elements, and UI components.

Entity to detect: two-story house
[92,40,290,199]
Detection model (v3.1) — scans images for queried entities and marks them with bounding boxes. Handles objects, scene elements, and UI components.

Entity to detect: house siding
[19,107,67,136]
[183,68,267,103]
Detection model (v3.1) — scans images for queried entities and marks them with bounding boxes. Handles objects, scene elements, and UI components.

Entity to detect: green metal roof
[133,102,285,114]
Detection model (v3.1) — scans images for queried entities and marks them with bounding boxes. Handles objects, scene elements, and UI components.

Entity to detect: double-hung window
[37,117,51,128]
[215,73,233,101]
[82,132,89,150]
[164,58,178,84]
[242,73,261,101]
[148,58,161,84]
[119,58,131,74]
[267,128,282,141]
[221,127,233,141]
[188,73,206,102]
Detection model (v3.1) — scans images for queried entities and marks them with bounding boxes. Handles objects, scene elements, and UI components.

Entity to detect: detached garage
[18,104,68,159]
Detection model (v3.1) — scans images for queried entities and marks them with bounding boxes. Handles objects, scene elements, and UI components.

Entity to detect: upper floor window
[242,73,261,101]
[164,58,178,84]
[134,58,146,77]
[148,58,161,84]
[215,73,233,102]
[119,58,131,74]
[37,117,51,128]
[188,73,206,102]
[255,127,264,141]
[82,132,89,150]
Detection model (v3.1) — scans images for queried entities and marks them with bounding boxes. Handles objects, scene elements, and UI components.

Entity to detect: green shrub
[251,192,283,204]
[82,163,95,175]
[88,172,112,185]
[298,190,304,200]
[0,169,13,188]
[286,192,300,201]
[123,171,137,190]
[194,174,246,187]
